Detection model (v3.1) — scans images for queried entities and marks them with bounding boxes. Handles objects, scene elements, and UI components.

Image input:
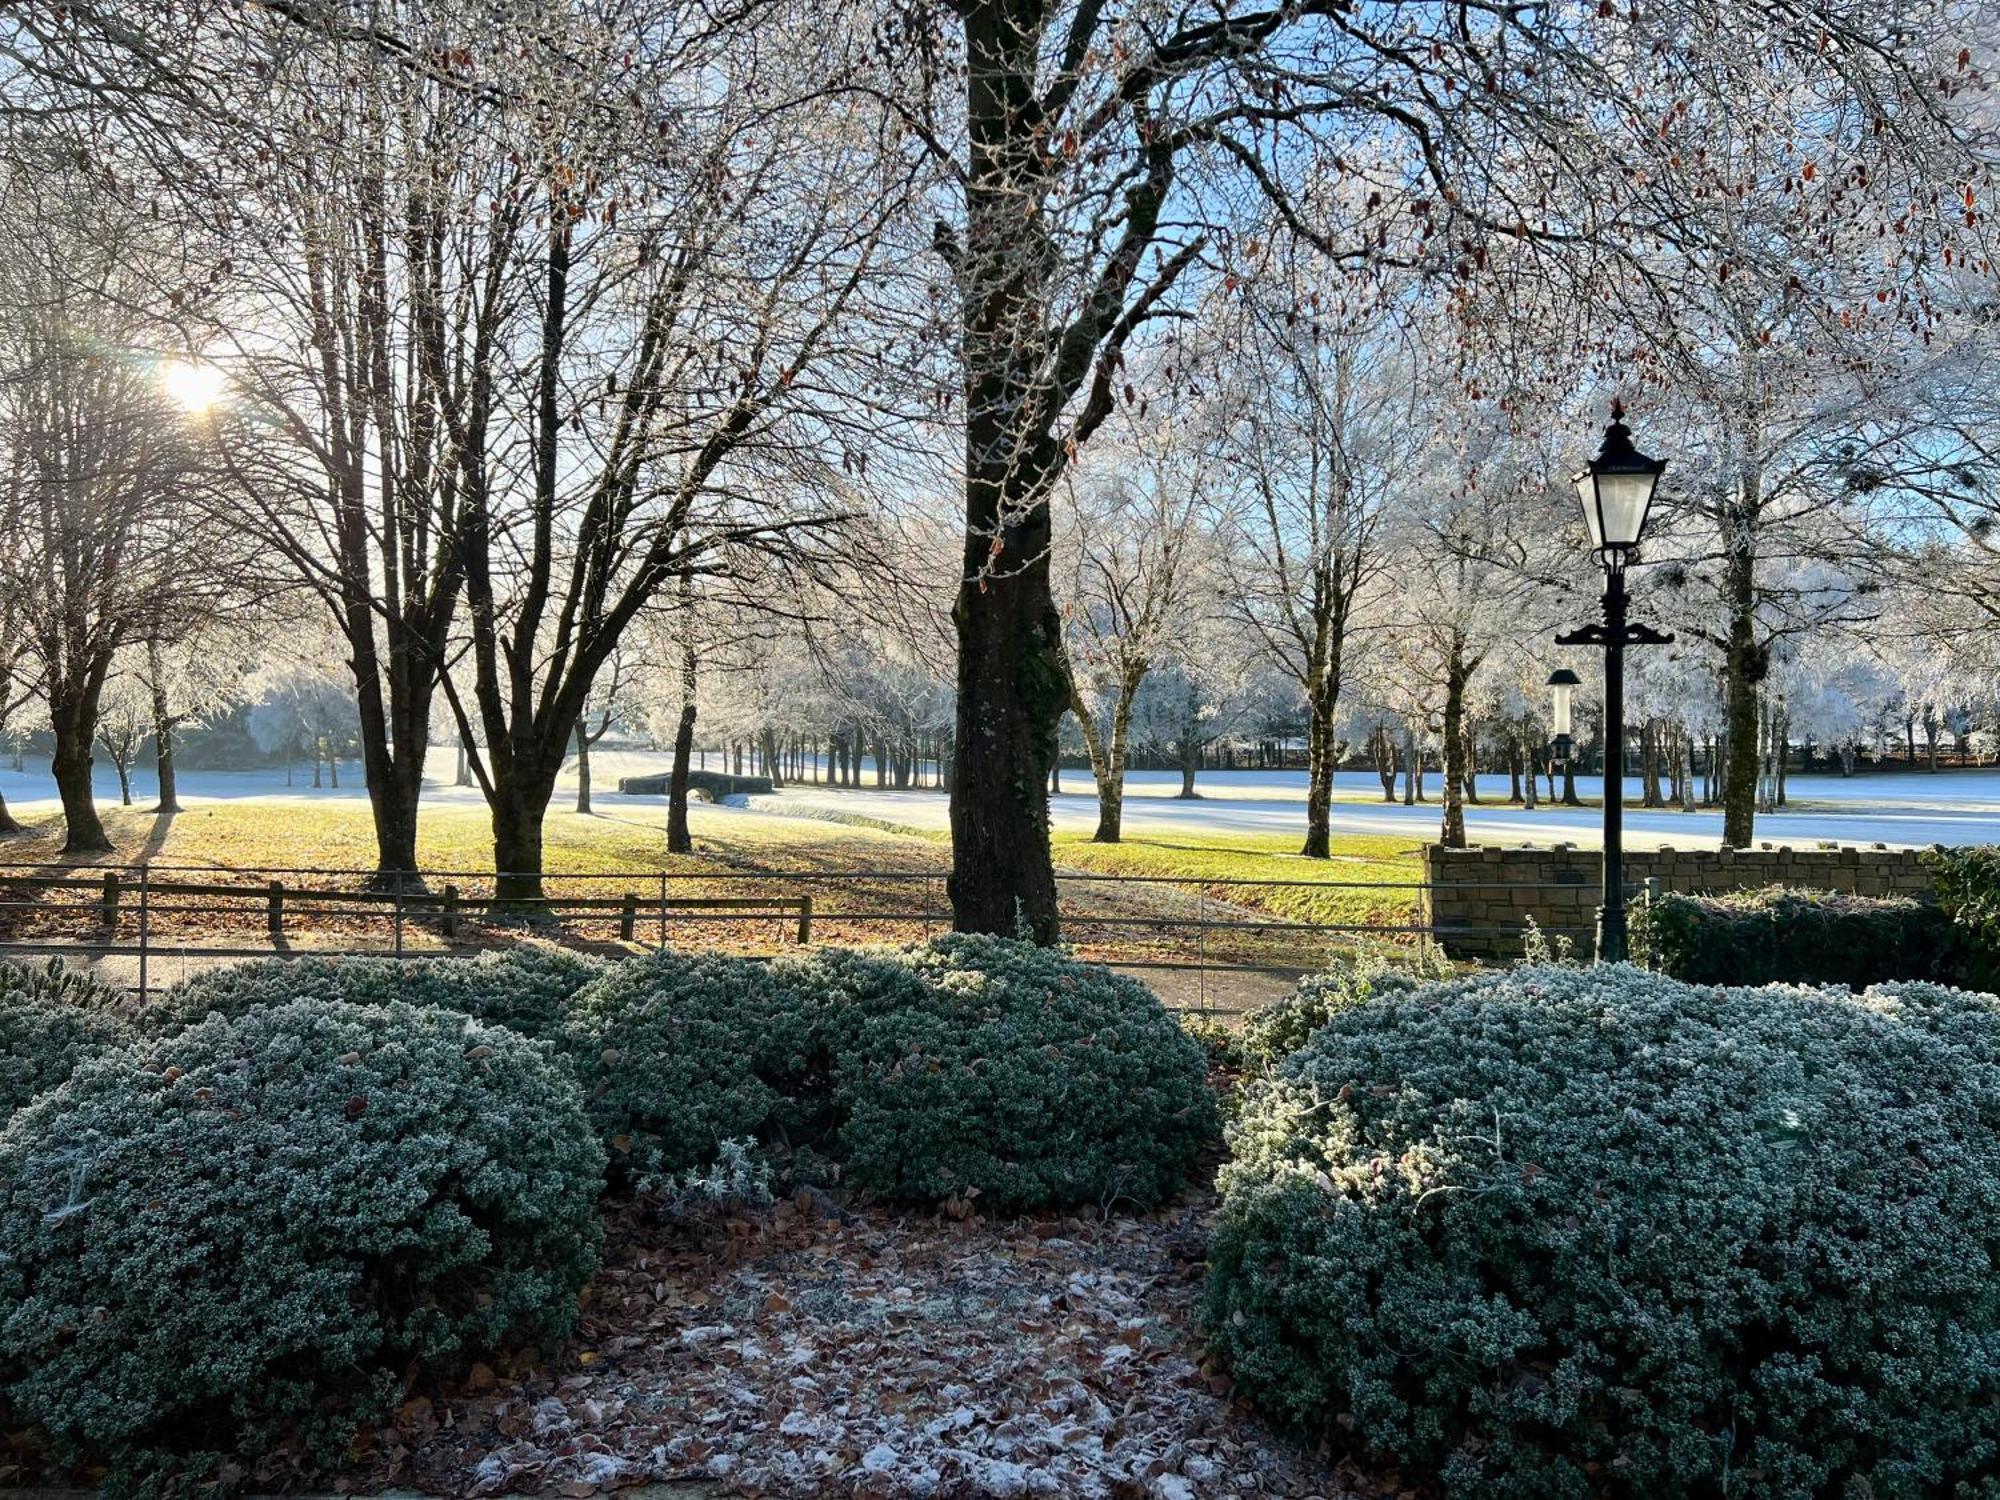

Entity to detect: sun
[162,358,228,414]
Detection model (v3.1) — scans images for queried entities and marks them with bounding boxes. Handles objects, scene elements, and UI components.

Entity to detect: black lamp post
[1553,401,1673,963]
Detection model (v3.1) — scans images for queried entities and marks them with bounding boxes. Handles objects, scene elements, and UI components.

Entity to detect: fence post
[657,873,668,952]
[101,871,120,931]
[620,891,638,943]
[394,888,404,960]
[796,894,812,946]
[267,880,284,939]
[137,867,150,1007]
[442,884,459,940]
[1196,885,1208,1014]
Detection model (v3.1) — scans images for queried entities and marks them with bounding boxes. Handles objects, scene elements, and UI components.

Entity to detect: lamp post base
[1596,904,1628,965]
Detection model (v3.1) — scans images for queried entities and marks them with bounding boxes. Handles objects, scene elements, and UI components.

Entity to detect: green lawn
[0,798,1426,966]
[1053,829,1424,928]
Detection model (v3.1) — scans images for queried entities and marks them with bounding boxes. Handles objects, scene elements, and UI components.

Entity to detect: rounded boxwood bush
[152,940,604,1040]
[0,959,137,1117]
[1206,964,2000,1497]
[827,934,1217,1210]
[560,950,827,1181]
[0,999,604,1486]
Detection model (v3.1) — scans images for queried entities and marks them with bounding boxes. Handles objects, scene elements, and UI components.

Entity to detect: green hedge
[1924,844,2000,990]
[0,998,604,1491]
[1206,964,2000,1498]
[1632,884,1952,986]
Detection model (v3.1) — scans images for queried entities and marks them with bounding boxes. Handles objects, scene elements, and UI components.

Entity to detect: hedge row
[1630,884,1955,986]
[1628,845,2000,990]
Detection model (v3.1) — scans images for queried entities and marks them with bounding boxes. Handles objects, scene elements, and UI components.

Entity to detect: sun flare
[162,358,227,414]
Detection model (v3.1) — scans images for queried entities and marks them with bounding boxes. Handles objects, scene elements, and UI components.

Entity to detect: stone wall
[1422,843,1935,961]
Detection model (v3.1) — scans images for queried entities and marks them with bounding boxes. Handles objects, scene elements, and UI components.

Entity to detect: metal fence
[0,861,1582,1013]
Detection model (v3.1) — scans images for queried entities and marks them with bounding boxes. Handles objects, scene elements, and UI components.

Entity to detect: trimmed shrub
[0,953,128,1013]
[1631,883,1951,986]
[1238,961,1432,1073]
[1206,964,2000,1498]
[151,940,605,1039]
[1924,843,2000,989]
[0,959,138,1117]
[827,934,1217,1210]
[560,950,828,1181]
[0,998,603,1488]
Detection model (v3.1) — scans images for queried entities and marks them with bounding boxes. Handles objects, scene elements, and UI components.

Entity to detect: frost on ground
[336,1195,1387,1499]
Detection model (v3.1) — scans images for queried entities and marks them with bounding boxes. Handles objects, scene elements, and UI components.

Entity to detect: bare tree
[0,167,216,852]
[1054,416,1213,842]
[1212,285,1411,857]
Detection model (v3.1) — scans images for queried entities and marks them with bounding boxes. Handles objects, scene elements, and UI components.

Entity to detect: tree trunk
[1301,693,1338,858]
[148,641,180,814]
[1438,645,1469,849]
[760,727,784,788]
[1371,725,1396,801]
[50,722,109,853]
[49,662,113,853]
[951,468,1065,935]
[574,719,593,814]
[1560,755,1580,806]
[1719,497,1764,845]
[491,781,552,909]
[1521,734,1539,809]
[667,636,698,855]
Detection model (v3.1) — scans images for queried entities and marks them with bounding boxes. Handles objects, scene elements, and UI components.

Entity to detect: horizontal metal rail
[0,859,1616,1013]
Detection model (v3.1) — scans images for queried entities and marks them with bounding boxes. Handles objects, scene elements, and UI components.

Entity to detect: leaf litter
[332,1190,1406,1499]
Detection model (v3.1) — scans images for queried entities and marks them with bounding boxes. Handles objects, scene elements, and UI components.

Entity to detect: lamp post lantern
[1554,402,1673,964]
[1546,668,1581,768]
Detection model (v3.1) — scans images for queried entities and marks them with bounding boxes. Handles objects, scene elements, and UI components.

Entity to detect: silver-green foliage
[1237,960,1435,1074]
[0,958,137,1117]
[560,950,827,1181]
[824,934,1217,1210]
[0,999,605,1488]
[1206,965,2000,1499]
[151,940,606,1040]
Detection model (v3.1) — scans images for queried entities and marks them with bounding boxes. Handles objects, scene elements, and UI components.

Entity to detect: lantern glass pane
[1551,683,1574,736]
[1574,473,1603,550]
[1593,470,1656,547]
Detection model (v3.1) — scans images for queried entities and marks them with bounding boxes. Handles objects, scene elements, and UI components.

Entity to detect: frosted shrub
[827,934,1217,1210]
[560,950,827,1181]
[152,940,605,1040]
[0,999,604,1488]
[1206,964,2000,1498]
[0,959,137,1117]
[1238,958,1436,1073]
